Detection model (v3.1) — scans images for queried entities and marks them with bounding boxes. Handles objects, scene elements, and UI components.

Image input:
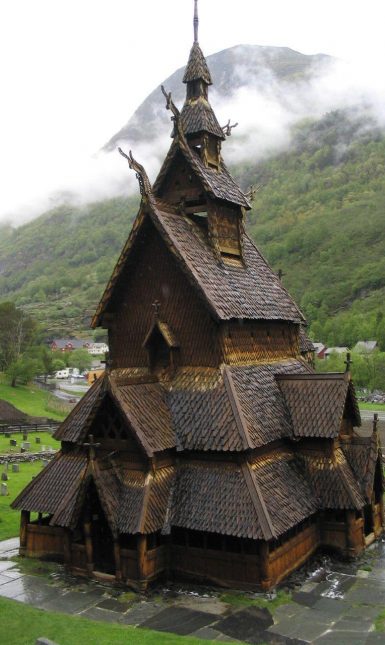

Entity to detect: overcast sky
[1,0,384,225]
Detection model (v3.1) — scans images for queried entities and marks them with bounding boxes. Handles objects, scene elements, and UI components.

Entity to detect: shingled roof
[299,448,365,510]
[180,97,224,139]
[183,41,212,84]
[12,452,87,516]
[171,451,317,540]
[93,202,304,328]
[277,373,361,439]
[341,433,382,502]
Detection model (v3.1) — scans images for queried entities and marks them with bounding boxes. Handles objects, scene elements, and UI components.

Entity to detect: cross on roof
[83,434,101,460]
[344,352,353,373]
[277,269,285,281]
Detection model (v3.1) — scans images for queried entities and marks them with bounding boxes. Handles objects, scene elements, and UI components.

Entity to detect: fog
[2,49,385,230]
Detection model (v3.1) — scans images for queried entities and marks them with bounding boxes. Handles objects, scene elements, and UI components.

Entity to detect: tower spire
[194,0,199,43]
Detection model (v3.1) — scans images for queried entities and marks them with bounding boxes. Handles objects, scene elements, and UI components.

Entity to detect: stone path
[1,537,385,643]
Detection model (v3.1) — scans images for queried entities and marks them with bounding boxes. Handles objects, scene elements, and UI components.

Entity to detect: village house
[324,346,349,359]
[88,342,109,356]
[50,338,93,352]
[13,3,383,592]
[353,341,378,354]
[312,342,327,359]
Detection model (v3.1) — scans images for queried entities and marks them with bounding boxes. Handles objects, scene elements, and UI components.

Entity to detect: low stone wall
[0,451,57,464]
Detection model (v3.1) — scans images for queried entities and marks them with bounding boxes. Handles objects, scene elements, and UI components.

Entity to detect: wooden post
[20,510,30,554]
[84,521,93,574]
[63,529,72,567]
[346,510,357,557]
[114,539,122,581]
[137,534,147,591]
[259,541,272,590]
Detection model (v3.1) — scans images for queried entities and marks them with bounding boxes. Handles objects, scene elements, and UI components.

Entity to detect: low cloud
[2,55,385,227]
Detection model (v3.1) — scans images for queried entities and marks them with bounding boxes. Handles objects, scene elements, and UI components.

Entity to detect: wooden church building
[13,3,383,591]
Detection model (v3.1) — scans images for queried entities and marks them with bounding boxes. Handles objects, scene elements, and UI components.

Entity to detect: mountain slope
[105,45,332,150]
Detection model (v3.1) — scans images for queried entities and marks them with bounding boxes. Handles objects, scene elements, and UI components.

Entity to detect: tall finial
[194,0,199,42]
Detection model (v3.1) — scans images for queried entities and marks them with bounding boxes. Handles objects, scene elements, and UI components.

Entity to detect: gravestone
[10,439,17,447]
[3,461,9,471]
[42,459,48,467]
[23,433,28,441]
[20,447,26,453]
[1,483,7,496]
[41,445,46,452]
[12,463,20,473]
[23,441,31,450]
[1,472,8,481]
[35,437,41,444]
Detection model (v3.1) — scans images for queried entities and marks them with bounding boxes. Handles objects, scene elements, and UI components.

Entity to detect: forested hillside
[0,109,385,347]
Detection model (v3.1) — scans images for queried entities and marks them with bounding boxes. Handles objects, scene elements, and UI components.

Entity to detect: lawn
[359,402,385,411]
[0,381,67,421]
[0,431,60,455]
[0,460,43,540]
[0,597,223,645]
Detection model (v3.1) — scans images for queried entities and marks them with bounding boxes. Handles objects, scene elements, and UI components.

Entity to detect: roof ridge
[335,448,364,509]
[109,380,154,457]
[241,462,276,540]
[136,471,153,533]
[222,365,253,450]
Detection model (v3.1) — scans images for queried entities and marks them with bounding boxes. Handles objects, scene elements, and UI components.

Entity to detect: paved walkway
[1,537,385,643]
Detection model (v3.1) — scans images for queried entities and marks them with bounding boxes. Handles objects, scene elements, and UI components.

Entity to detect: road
[360,410,385,421]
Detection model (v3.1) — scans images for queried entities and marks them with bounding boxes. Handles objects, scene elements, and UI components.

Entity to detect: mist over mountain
[105,45,333,150]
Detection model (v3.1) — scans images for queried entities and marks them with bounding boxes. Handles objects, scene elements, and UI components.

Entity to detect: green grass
[0,460,43,540]
[0,596,224,645]
[359,402,385,411]
[0,381,67,421]
[375,607,385,632]
[220,589,291,614]
[0,431,60,455]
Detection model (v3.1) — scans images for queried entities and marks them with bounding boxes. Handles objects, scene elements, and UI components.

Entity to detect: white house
[88,343,109,356]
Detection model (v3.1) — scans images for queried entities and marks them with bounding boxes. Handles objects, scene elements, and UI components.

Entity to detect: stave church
[13,1,383,591]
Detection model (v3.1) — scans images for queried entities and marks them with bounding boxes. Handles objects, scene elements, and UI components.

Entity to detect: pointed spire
[194,0,199,43]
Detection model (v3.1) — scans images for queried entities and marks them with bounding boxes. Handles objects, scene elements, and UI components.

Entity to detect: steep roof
[153,139,249,207]
[183,41,212,84]
[277,373,361,438]
[171,450,317,540]
[341,433,382,502]
[12,452,88,515]
[93,200,304,327]
[298,447,366,510]
[180,97,224,139]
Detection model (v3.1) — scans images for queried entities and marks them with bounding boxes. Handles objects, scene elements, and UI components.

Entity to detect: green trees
[68,349,92,373]
[0,303,37,386]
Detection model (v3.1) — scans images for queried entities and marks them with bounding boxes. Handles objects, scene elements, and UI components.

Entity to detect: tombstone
[42,459,49,467]
[12,463,20,473]
[20,447,26,453]
[41,445,46,452]
[35,437,41,444]
[3,461,9,471]
[1,472,8,482]
[23,433,28,441]
[1,483,8,496]
[23,442,31,450]
[10,439,17,447]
